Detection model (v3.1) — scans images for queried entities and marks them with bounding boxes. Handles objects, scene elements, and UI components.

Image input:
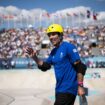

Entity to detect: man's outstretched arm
[26,47,51,71]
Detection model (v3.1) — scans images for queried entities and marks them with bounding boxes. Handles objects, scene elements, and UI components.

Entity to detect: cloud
[0,5,105,27]
[0,5,47,17]
[98,11,105,20]
[54,6,91,16]
[56,6,90,13]
[0,6,6,14]
[5,5,21,14]
[0,5,48,23]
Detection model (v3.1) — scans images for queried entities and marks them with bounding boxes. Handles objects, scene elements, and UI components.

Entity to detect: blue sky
[0,0,105,13]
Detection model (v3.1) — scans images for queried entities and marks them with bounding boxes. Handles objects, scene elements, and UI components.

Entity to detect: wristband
[78,82,83,87]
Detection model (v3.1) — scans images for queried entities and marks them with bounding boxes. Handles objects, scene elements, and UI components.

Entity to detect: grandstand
[0,24,105,69]
[0,24,105,105]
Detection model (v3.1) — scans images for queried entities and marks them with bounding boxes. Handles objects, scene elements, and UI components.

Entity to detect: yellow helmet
[46,24,63,34]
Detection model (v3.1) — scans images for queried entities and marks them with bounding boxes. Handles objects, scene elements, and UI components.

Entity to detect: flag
[42,12,50,18]
[87,10,91,18]
[73,13,78,17]
[46,12,50,18]
[66,13,71,16]
[7,15,14,19]
[80,13,85,17]
[93,11,98,20]
[3,15,14,19]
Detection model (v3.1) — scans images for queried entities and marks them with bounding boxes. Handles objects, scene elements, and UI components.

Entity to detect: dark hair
[58,32,63,41]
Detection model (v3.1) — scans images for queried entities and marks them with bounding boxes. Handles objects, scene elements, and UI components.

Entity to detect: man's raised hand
[25,47,36,57]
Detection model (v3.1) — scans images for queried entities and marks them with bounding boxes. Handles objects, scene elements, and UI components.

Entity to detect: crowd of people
[0,24,105,69]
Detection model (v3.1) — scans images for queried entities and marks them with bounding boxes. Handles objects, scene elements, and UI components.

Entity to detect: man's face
[48,32,61,47]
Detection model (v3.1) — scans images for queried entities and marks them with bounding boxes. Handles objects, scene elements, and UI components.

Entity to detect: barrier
[0,56,105,69]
